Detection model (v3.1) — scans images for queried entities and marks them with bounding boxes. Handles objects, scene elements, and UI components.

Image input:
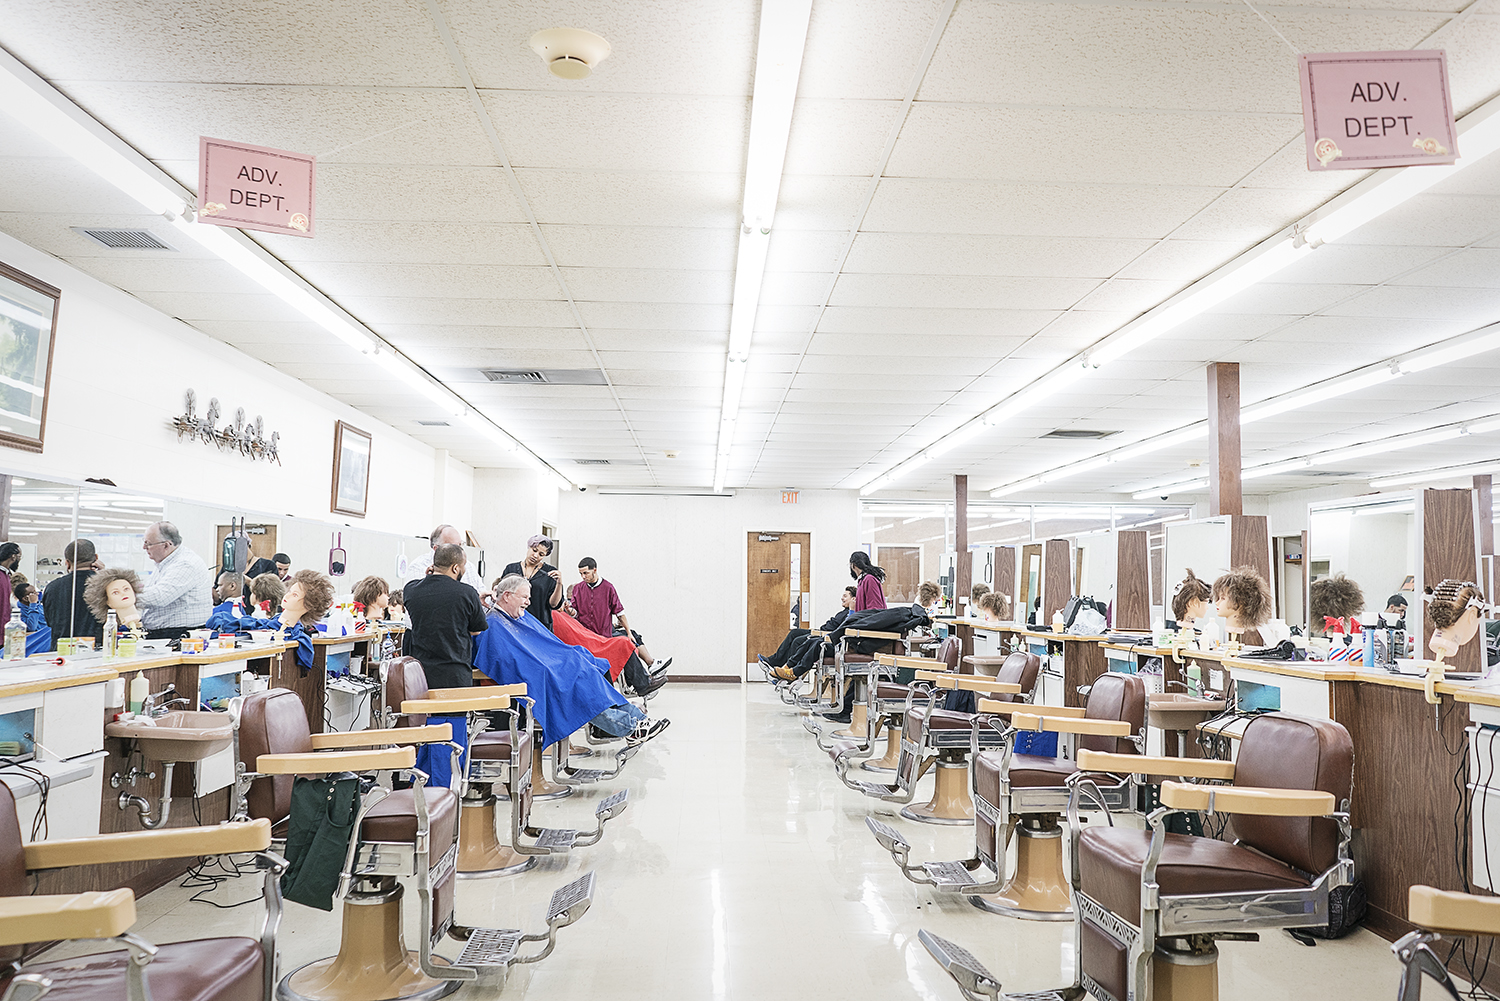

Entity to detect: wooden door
[746,532,811,673]
[215,523,278,575]
[877,545,921,605]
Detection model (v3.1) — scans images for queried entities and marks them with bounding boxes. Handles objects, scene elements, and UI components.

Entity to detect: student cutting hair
[849,551,887,611]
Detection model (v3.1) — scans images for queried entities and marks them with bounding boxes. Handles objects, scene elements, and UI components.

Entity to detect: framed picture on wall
[0,261,60,453]
[330,421,371,518]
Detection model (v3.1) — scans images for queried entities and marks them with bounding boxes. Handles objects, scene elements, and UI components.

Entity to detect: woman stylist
[850,551,887,610]
[501,534,563,631]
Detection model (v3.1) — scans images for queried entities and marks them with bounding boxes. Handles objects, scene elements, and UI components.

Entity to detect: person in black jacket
[42,539,103,647]
[806,604,934,723]
[760,587,856,680]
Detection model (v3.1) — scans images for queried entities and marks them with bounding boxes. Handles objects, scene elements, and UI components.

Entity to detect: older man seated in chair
[478,574,670,748]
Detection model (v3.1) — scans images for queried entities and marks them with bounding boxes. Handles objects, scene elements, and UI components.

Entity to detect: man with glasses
[138,521,211,640]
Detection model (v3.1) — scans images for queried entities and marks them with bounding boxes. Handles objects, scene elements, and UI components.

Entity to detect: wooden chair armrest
[845,629,903,640]
[913,669,957,682]
[310,723,452,749]
[876,654,942,669]
[428,684,525,700]
[25,819,272,870]
[977,700,1084,717]
[935,676,1022,694]
[1159,779,1335,816]
[0,891,135,945]
[256,746,416,775]
[1011,713,1131,737]
[808,630,826,638]
[1077,750,1236,780]
[401,693,511,714]
[1409,886,1500,936]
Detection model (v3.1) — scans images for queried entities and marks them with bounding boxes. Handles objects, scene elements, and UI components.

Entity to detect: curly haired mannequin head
[1211,567,1274,632]
[1171,569,1212,625]
[1309,573,1365,635]
[83,568,144,627]
[1426,579,1487,659]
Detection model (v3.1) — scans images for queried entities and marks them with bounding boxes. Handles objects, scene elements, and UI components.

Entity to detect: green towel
[280,773,360,911]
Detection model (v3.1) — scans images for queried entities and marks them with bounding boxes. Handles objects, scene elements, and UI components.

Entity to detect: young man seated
[476,574,669,747]
[760,585,857,681]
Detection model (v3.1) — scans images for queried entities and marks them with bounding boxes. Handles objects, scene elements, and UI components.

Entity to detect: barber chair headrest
[1235,713,1353,877]
[938,637,961,671]
[384,656,430,726]
[988,651,1041,703]
[1079,672,1146,755]
[239,689,313,825]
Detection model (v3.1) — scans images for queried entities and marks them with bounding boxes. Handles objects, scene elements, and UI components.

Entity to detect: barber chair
[1395,885,1500,999]
[918,712,1353,1001]
[867,672,1146,920]
[839,651,1042,824]
[237,689,596,1000]
[0,785,278,1001]
[857,638,963,771]
[381,659,627,878]
[803,628,913,751]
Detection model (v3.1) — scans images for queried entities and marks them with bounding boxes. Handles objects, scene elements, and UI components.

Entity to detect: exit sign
[782,490,798,504]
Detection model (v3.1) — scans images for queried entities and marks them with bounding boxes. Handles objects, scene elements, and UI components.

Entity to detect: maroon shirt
[570,578,623,637]
[854,573,886,611]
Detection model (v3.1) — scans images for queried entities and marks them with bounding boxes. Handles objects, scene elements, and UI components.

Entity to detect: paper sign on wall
[1298,50,1458,171]
[197,136,317,237]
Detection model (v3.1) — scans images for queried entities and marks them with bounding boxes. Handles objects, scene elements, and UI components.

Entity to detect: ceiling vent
[415,420,450,426]
[1042,429,1118,440]
[573,459,610,465]
[480,368,608,386]
[74,227,174,251]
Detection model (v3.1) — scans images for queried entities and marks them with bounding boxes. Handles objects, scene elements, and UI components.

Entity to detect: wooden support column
[1207,362,1242,517]
[1476,474,1494,556]
[1421,487,1481,673]
[1114,530,1150,631]
[954,474,971,605]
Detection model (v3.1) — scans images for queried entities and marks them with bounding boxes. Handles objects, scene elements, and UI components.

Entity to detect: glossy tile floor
[60,684,1407,998]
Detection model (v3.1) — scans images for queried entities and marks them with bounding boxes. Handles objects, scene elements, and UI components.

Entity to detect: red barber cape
[551,611,634,682]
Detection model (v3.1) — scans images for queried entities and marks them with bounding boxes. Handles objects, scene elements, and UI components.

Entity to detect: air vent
[480,368,608,386]
[415,420,450,426]
[73,227,174,250]
[1041,429,1118,440]
[574,459,610,466]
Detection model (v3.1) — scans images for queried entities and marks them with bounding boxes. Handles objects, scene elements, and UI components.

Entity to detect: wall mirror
[1307,494,1416,633]
[0,262,59,453]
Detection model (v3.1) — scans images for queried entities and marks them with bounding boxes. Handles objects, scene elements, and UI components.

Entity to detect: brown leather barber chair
[868,671,1146,921]
[0,782,277,1001]
[1396,885,1500,1000]
[918,712,1354,1001]
[856,637,963,773]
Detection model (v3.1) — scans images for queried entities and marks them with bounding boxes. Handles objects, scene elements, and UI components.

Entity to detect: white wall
[0,230,467,537]
[552,487,861,677]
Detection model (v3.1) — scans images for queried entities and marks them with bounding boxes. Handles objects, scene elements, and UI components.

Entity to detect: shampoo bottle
[103,611,118,658]
[128,671,148,714]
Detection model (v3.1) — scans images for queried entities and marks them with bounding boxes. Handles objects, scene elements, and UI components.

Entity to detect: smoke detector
[529,28,611,79]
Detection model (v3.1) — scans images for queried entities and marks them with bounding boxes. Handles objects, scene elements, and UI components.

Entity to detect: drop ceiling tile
[573,301,730,331]
[543,225,736,272]
[563,267,732,304]
[265,222,546,267]
[339,297,575,327]
[516,168,740,229]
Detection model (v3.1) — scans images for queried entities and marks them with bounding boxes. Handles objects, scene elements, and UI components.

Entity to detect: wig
[288,569,335,628]
[251,573,287,615]
[1171,569,1212,623]
[1425,579,1487,630]
[978,592,1010,618]
[83,568,144,621]
[351,575,389,609]
[849,550,886,582]
[1310,573,1365,624]
[917,581,941,605]
[970,582,991,602]
[1211,566,1274,629]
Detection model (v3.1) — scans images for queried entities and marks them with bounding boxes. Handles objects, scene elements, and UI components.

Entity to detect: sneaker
[656,656,674,673]
[627,718,671,746]
[639,672,669,696]
[770,665,795,682]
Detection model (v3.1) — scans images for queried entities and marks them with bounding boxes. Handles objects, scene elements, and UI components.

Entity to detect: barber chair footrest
[847,779,898,798]
[454,928,524,969]
[919,929,1082,1001]
[533,827,579,851]
[923,860,983,889]
[560,768,605,784]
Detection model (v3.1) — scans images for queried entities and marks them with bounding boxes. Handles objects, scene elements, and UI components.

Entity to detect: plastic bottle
[3,617,24,660]
[128,671,148,714]
[1051,609,1065,632]
[103,610,118,658]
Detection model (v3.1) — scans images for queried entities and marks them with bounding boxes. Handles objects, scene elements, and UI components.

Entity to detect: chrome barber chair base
[861,727,902,772]
[969,894,1073,921]
[899,759,973,826]
[900,804,973,826]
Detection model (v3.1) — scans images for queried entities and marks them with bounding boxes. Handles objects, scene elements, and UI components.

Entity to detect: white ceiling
[1,0,1499,497]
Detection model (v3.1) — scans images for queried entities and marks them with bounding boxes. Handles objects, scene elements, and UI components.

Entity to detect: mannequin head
[1426,579,1487,658]
[1310,573,1365,636]
[251,574,286,616]
[1211,567,1273,632]
[84,568,144,625]
[917,581,941,611]
[281,569,335,629]
[351,575,390,620]
[1171,569,1212,625]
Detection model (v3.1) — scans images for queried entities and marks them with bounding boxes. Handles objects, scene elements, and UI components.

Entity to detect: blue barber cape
[203,613,314,669]
[473,609,625,746]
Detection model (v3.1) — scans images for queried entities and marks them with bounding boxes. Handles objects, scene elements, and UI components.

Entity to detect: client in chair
[761,585,857,682]
[478,575,669,747]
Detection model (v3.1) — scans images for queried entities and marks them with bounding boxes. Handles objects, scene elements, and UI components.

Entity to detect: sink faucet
[142,685,189,717]
[1166,678,1202,697]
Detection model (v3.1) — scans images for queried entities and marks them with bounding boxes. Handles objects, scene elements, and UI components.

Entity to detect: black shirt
[401,573,488,690]
[501,561,558,631]
[42,570,103,645]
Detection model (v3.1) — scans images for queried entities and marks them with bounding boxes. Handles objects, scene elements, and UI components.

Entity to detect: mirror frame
[0,259,60,454]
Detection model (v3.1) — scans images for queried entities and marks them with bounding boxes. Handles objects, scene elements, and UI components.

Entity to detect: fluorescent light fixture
[1241,458,1312,480]
[369,347,466,415]
[1241,367,1398,424]
[1355,502,1414,516]
[1316,425,1464,465]
[1133,479,1207,500]
[712,0,813,493]
[459,411,519,452]
[1370,459,1500,488]
[1110,424,1209,464]
[1399,321,1500,374]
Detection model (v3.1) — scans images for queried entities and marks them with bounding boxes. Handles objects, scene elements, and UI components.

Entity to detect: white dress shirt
[406,550,486,594]
[140,546,212,630]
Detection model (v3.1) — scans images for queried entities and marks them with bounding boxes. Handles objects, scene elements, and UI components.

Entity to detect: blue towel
[208,615,313,669]
[472,610,625,746]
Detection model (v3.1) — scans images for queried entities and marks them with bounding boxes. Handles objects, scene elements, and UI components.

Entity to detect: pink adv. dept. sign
[1299,50,1458,171]
[197,136,316,237]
